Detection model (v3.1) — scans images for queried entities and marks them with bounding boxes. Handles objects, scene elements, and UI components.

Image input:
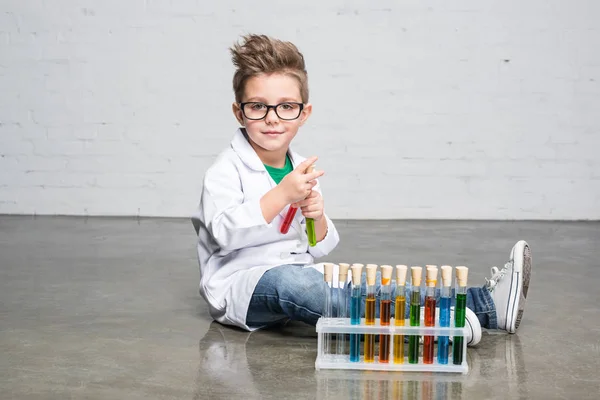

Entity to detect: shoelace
[485,262,510,291]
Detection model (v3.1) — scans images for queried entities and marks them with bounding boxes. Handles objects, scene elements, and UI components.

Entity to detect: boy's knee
[276,267,325,305]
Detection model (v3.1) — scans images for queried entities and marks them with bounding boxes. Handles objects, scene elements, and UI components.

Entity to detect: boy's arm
[259,186,288,224]
[195,163,284,252]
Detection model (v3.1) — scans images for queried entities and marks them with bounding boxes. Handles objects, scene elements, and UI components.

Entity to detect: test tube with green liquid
[306,165,317,247]
[408,266,423,364]
[453,266,469,365]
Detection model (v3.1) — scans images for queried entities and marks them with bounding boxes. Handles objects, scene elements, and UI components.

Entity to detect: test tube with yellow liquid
[393,265,408,363]
[364,264,378,363]
[379,265,393,363]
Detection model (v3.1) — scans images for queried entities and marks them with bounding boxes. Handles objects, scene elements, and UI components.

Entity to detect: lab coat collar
[230,128,304,234]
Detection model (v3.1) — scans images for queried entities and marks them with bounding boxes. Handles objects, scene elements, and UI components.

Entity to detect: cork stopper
[350,264,363,285]
[323,263,333,283]
[455,266,469,287]
[395,265,408,286]
[366,264,377,286]
[338,263,350,281]
[411,266,422,287]
[441,265,452,287]
[426,265,438,287]
[380,265,393,286]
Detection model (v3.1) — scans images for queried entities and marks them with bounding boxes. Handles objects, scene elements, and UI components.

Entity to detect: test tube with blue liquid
[349,264,363,362]
[438,265,453,364]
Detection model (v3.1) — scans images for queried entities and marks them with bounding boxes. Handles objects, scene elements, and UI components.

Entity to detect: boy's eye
[250,103,266,110]
[279,103,294,110]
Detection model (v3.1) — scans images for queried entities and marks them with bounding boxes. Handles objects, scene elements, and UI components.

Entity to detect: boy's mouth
[263,131,284,136]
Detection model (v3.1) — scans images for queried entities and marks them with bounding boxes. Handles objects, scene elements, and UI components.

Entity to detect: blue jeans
[245,265,497,329]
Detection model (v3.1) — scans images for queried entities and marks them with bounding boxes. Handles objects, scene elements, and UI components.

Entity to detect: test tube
[393,265,408,363]
[323,263,334,356]
[453,266,469,365]
[305,165,317,246]
[423,265,438,364]
[438,265,453,364]
[280,206,297,234]
[349,263,364,362]
[337,263,350,355]
[379,265,393,363]
[364,264,378,363]
[408,266,422,364]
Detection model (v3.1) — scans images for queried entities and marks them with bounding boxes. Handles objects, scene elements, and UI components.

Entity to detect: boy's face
[232,73,312,156]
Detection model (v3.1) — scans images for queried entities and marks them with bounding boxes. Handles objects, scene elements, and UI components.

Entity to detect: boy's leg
[245,264,327,328]
[246,238,532,333]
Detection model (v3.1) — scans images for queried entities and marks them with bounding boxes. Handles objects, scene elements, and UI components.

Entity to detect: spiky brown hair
[230,34,309,103]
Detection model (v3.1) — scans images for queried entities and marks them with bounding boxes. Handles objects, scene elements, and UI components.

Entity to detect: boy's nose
[264,107,280,124]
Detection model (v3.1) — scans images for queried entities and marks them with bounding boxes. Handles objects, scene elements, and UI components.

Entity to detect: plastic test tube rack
[315,317,468,374]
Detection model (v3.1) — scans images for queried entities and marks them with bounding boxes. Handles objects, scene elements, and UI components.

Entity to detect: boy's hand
[294,190,324,221]
[278,156,324,204]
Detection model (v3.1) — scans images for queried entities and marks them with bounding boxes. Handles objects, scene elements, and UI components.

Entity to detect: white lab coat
[192,128,340,331]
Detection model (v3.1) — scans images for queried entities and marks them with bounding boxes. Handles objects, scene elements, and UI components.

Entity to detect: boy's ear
[232,102,244,126]
[300,103,312,126]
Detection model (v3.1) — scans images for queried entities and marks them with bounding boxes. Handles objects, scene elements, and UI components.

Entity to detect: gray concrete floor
[1,216,599,399]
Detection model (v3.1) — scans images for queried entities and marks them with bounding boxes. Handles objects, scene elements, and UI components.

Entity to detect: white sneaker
[485,240,532,333]
[422,306,482,346]
[449,307,482,347]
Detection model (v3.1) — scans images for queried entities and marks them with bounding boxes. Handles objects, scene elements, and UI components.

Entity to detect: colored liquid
[280,206,296,234]
[365,296,376,362]
[393,295,406,363]
[438,296,451,364]
[408,291,420,364]
[423,296,436,364]
[453,293,467,365]
[350,292,361,362]
[306,218,316,246]
[379,299,392,363]
[366,297,375,324]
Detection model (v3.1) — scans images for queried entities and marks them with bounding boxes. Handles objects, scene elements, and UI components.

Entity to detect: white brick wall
[1,0,599,219]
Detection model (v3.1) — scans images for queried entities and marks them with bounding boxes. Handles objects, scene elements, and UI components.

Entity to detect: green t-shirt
[264,154,293,184]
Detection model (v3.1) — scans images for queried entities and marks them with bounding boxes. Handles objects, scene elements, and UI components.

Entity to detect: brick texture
[0,1,598,219]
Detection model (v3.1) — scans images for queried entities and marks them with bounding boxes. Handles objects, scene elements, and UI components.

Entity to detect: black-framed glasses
[239,102,304,121]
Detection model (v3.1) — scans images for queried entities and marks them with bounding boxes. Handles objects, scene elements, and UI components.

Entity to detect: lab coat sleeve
[194,163,272,252]
[307,214,340,259]
[307,181,340,258]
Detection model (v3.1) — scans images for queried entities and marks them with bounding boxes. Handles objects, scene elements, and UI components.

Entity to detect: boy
[192,34,532,345]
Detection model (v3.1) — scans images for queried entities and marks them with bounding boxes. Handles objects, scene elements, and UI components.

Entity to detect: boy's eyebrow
[245,97,267,102]
[244,96,302,103]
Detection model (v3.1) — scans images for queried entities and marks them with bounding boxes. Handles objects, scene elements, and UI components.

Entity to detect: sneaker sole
[465,307,481,346]
[507,240,531,333]
[516,242,532,330]
[447,307,481,346]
